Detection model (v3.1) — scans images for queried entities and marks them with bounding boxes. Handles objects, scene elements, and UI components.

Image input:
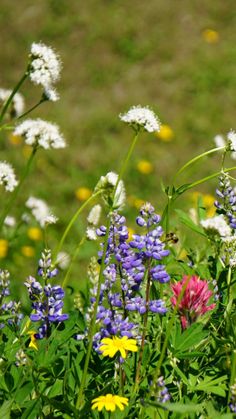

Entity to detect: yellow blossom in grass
[137,160,153,175]
[100,336,138,359]
[191,192,216,217]
[92,394,128,412]
[28,331,38,351]
[75,187,92,201]
[27,227,43,241]
[21,246,35,258]
[155,124,174,142]
[0,239,8,258]
[8,133,23,146]
[202,29,219,44]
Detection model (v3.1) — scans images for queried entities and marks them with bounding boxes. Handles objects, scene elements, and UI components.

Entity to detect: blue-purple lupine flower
[156,376,171,403]
[229,382,236,413]
[0,270,23,329]
[25,249,68,339]
[215,172,236,229]
[87,203,169,348]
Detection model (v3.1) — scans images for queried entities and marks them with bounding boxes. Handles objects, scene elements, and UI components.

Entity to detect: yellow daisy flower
[27,227,43,241]
[75,187,92,201]
[202,28,219,44]
[136,160,153,175]
[100,336,138,359]
[0,239,8,258]
[92,394,128,412]
[28,331,38,351]
[21,246,35,258]
[155,124,174,142]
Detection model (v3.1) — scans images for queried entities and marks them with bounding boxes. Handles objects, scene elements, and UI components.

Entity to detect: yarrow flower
[92,394,128,412]
[0,88,24,118]
[29,42,61,101]
[26,196,58,228]
[119,105,160,133]
[100,336,138,358]
[14,119,66,150]
[171,275,215,329]
[0,161,18,192]
[200,214,231,238]
[214,132,236,159]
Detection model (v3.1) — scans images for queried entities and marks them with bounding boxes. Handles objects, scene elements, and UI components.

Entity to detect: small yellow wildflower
[202,28,219,44]
[0,239,8,258]
[27,227,43,241]
[28,331,38,351]
[92,394,128,412]
[21,246,35,258]
[155,124,174,142]
[75,187,92,201]
[100,336,138,359]
[136,160,153,175]
[8,133,22,146]
[191,192,216,217]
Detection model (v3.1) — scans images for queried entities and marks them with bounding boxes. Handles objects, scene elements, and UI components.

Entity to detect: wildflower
[229,382,236,413]
[87,204,102,226]
[137,160,153,175]
[4,216,16,227]
[0,161,18,192]
[213,132,236,160]
[92,394,129,412]
[0,88,25,118]
[202,28,219,44]
[95,172,126,210]
[27,227,43,241]
[75,187,92,201]
[100,336,138,358]
[14,119,66,150]
[27,331,38,350]
[0,240,8,258]
[26,196,57,228]
[190,192,216,217]
[21,246,35,258]
[227,130,236,152]
[200,214,231,238]
[155,124,174,141]
[56,251,70,270]
[156,376,171,403]
[15,349,28,366]
[171,275,215,329]
[29,42,61,100]
[119,105,160,133]
[0,270,23,329]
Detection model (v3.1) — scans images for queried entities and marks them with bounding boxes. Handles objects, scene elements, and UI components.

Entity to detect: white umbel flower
[119,105,160,133]
[214,132,236,160]
[87,204,102,226]
[26,196,58,228]
[14,119,66,150]
[95,171,126,210]
[86,227,98,241]
[29,42,61,100]
[56,251,70,269]
[0,161,18,192]
[4,216,16,227]
[0,88,25,117]
[227,130,236,152]
[201,214,231,238]
[214,134,225,148]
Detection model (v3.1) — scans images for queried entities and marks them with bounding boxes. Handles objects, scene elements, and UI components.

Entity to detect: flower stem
[115,131,139,189]
[17,98,47,120]
[62,236,86,289]
[53,191,102,263]
[0,147,37,232]
[0,72,28,124]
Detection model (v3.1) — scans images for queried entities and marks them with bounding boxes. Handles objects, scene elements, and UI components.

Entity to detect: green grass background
[0,0,236,300]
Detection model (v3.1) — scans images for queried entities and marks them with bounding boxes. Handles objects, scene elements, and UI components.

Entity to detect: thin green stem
[54,191,102,262]
[0,72,28,123]
[184,165,236,192]
[0,147,37,232]
[76,215,111,410]
[116,131,139,189]
[227,350,236,411]
[172,146,225,183]
[17,98,47,120]
[62,236,86,288]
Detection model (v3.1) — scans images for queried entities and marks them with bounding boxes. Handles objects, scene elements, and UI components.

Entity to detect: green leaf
[175,209,206,236]
[146,400,203,413]
[0,400,13,419]
[21,399,41,419]
[174,323,208,353]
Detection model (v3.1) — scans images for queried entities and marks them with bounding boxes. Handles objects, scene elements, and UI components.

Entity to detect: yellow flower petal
[27,227,43,241]
[136,160,153,175]
[202,28,219,44]
[155,124,174,142]
[75,187,92,201]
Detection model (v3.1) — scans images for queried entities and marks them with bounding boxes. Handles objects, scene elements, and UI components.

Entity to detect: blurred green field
[0,0,236,303]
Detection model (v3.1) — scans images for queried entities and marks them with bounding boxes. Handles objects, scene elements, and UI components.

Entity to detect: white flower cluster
[222,235,236,268]
[26,196,58,227]
[0,88,25,117]
[119,105,160,133]
[86,204,102,241]
[14,119,66,150]
[0,161,18,192]
[201,214,231,238]
[214,131,236,159]
[56,251,70,270]
[95,171,126,211]
[29,42,61,101]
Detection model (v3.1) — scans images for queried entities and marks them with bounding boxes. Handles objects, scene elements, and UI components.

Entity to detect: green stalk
[17,97,47,120]
[0,147,37,232]
[62,236,86,288]
[54,190,102,262]
[172,146,225,183]
[227,350,236,411]
[115,131,139,189]
[0,72,28,123]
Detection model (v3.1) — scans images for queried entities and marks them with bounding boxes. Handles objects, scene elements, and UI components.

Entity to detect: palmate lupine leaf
[172,323,209,353]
